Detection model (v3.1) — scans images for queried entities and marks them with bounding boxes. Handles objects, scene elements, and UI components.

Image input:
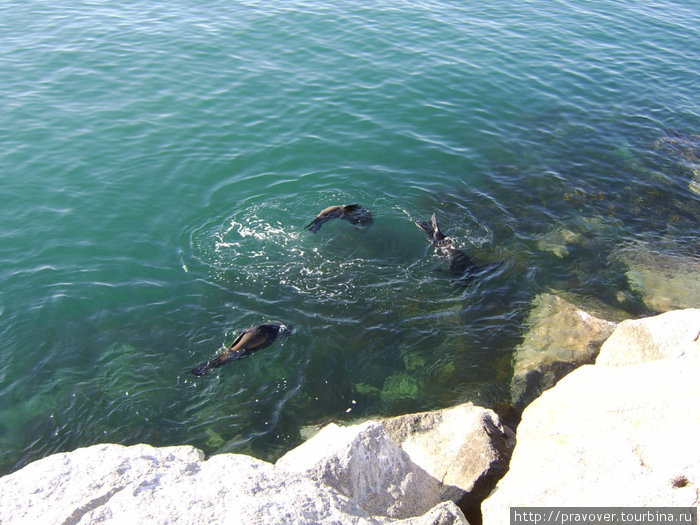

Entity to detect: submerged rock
[510,293,617,409]
[535,227,582,258]
[381,373,424,405]
[654,129,700,195]
[614,245,700,312]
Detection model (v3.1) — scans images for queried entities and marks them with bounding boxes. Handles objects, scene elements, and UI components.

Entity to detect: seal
[305,204,373,234]
[190,322,290,377]
[415,213,502,283]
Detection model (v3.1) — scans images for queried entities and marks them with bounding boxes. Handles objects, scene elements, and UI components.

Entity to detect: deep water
[1,0,699,474]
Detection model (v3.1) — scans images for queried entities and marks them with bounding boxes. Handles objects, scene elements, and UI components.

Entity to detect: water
[1,0,699,475]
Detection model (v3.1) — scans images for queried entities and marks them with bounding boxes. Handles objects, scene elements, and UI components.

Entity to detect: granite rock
[596,308,700,367]
[380,403,515,507]
[276,421,442,520]
[482,358,700,523]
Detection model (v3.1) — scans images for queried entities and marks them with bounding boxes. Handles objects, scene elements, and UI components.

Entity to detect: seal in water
[190,322,290,377]
[415,213,502,284]
[305,204,373,234]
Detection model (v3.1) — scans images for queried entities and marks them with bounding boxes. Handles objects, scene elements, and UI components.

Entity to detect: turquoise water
[1,0,699,474]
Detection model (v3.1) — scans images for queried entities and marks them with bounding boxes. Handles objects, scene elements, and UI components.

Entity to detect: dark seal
[190,322,290,377]
[415,213,502,284]
[305,204,373,234]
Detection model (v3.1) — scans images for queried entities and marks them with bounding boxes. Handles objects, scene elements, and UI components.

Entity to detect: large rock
[276,421,441,520]
[380,403,514,507]
[615,246,700,312]
[597,309,700,367]
[482,358,700,524]
[511,293,616,409]
[0,441,468,525]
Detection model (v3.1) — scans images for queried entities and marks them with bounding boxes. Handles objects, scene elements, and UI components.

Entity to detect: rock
[510,294,616,409]
[276,421,441,520]
[380,403,515,508]
[395,502,469,525]
[381,373,424,405]
[653,129,700,195]
[615,246,700,312]
[535,227,582,258]
[596,309,700,367]
[0,443,371,525]
[0,440,469,525]
[482,358,700,524]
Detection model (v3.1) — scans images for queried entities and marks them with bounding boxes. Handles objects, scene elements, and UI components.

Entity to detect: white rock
[394,501,469,525]
[596,308,700,366]
[482,359,700,524]
[0,431,468,525]
[0,443,379,525]
[276,421,441,519]
[380,403,514,506]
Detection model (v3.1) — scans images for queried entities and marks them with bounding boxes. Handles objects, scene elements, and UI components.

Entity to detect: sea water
[1,0,699,474]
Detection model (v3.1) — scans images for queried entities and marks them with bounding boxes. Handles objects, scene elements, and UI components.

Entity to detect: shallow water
[1,0,699,473]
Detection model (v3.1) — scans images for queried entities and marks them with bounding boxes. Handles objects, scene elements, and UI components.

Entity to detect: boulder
[0,443,374,525]
[596,308,700,367]
[510,293,616,409]
[0,441,469,525]
[615,246,700,312]
[380,403,514,507]
[276,421,441,520]
[482,358,700,524]
[394,502,469,525]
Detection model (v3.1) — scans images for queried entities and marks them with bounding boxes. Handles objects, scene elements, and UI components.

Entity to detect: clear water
[1,0,699,474]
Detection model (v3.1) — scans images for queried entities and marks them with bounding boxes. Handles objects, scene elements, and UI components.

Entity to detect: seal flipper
[190,330,248,377]
[190,347,250,377]
[429,213,447,242]
[414,219,434,238]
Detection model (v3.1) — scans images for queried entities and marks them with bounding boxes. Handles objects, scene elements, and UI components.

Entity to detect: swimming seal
[305,204,373,234]
[415,213,502,283]
[190,322,290,377]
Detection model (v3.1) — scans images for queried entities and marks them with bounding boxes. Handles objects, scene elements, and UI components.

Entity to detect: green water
[1,0,699,474]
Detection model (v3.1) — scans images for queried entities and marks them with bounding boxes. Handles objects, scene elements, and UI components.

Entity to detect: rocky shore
[1,248,699,524]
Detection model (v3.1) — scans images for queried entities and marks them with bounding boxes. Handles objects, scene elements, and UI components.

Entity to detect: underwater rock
[401,350,427,371]
[380,373,424,405]
[535,227,582,258]
[511,293,617,410]
[615,245,700,312]
[654,129,700,195]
